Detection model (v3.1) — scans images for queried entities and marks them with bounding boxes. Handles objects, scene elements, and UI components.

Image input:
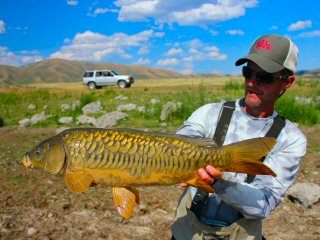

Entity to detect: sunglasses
[242,66,289,84]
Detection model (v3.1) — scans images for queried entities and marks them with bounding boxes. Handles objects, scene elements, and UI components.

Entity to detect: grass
[0,77,319,129]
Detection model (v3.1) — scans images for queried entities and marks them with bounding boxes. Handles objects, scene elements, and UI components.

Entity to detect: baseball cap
[235,34,298,73]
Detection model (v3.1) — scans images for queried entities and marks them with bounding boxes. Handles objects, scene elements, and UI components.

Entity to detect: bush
[79,93,97,107]
[223,80,245,92]
[0,116,4,127]
[276,96,319,125]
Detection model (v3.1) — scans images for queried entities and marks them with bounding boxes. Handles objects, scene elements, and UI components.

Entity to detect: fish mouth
[22,155,33,170]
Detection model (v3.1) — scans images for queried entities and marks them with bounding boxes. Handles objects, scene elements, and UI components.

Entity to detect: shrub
[0,116,4,127]
[276,96,319,125]
[223,80,245,92]
[80,93,97,107]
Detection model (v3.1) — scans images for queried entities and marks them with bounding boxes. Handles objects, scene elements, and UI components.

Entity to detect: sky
[0,0,319,75]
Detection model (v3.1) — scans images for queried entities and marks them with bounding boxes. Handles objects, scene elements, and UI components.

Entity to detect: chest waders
[171,101,285,240]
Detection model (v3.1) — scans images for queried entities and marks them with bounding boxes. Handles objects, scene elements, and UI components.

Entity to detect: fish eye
[36,147,41,155]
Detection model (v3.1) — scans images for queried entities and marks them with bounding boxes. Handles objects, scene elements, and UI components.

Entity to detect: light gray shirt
[177,99,307,221]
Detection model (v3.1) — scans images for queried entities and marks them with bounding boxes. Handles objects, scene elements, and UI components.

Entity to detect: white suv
[83,70,134,90]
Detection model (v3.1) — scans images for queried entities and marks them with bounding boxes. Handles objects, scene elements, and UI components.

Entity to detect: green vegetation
[0,77,319,129]
[0,116,4,127]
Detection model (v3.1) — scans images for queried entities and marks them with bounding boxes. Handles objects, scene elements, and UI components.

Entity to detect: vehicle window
[111,70,119,75]
[96,71,109,77]
[84,72,94,77]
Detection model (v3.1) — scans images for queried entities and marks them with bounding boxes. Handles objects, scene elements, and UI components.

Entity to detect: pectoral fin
[112,187,140,219]
[64,172,93,193]
[186,178,215,193]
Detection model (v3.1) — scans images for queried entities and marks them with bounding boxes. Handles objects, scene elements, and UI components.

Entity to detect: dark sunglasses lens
[242,67,252,79]
[256,74,275,84]
[243,66,276,84]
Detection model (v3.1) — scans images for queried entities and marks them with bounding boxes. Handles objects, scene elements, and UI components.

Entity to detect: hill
[0,59,188,85]
[296,68,320,76]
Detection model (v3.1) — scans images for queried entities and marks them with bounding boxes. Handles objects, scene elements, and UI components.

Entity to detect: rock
[19,118,32,127]
[95,112,128,128]
[77,116,97,125]
[76,115,97,126]
[60,104,71,112]
[72,100,81,110]
[117,103,137,112]
[287,182,320,208]
[150,99,160,105]
[30,112,52,124]
[160,102,182,121]
[137,106,146,113]
[58,117,73,124]
[27,227,38,236]
[56,127,70,134]
[115,95,128,100]
[82,101,102,115]
[27,104,36,110]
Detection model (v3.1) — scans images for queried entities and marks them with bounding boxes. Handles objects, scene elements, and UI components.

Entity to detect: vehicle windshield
[111,70,119,75]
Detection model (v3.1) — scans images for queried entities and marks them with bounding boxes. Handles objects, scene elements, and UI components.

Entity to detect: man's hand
[180,165,223,187]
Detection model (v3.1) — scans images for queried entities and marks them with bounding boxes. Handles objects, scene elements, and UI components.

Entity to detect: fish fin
[125,187,140,204]
[64,172,93,193]
[223,137,277,176]
[185,178,215,193]
[112,187,139,219]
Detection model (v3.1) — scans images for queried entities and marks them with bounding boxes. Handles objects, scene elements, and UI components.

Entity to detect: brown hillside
[0,59,188,85]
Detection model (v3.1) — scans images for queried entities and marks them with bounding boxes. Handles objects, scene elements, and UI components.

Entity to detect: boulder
[288,182,320,208]
[82,101,101,115]
[160,102,182,121]
[76,115,97,126]
[95,112,128,128]
[117,103,137,112]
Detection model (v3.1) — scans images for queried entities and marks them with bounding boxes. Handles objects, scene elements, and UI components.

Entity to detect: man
[171,34,307,240]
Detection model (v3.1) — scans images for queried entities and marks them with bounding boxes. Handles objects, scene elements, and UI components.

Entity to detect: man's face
[244,62,289,109]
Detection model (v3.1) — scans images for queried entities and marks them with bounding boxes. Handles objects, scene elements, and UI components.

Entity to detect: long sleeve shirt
[177,99,307,223]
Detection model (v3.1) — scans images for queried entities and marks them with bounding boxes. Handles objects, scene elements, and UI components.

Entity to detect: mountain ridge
[0,59,190,85]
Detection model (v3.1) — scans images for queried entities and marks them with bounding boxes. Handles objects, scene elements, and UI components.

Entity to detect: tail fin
[223,137,277,176]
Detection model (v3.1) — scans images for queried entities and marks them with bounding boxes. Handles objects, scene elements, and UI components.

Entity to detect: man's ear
[283,75,295,90]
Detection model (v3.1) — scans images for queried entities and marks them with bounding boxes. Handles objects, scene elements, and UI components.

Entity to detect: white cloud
[0,46,43,66]
[269,25,278,30]
[209,29,219,36]
[50,30,164,61]
[165,48,184,56]
[180,69,193,75]
[0,20,5,34]
[67,0,78,6]
[226,29,245,35]
[156,58,180,67]
[298,30,320,38]
[115,0,259,27]
[288,20,312,31]
[134,58,151,65]
[138,46,150,55]
[92,8,119,17]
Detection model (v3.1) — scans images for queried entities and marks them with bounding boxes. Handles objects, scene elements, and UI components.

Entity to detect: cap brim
[235,54,285,73]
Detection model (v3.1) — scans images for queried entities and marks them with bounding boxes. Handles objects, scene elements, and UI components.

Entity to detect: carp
[22,128,276,219]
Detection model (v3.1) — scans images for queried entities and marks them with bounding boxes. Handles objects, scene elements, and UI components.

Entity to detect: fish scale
[24,127,277,190]
[23,128,278,219]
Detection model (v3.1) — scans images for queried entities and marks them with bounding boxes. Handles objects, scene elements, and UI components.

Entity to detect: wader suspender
[190,100,286,218]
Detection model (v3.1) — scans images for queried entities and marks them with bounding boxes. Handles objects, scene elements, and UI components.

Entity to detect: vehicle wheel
[88,82,97,90]
[117,80,127,89]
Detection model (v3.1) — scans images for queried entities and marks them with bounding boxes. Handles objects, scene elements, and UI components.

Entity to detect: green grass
[0,77,319,129]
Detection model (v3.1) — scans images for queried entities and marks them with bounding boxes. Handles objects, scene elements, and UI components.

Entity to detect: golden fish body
[22,127,276,219]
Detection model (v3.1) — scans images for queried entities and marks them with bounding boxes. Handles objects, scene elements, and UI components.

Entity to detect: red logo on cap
[256,39,272,51]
